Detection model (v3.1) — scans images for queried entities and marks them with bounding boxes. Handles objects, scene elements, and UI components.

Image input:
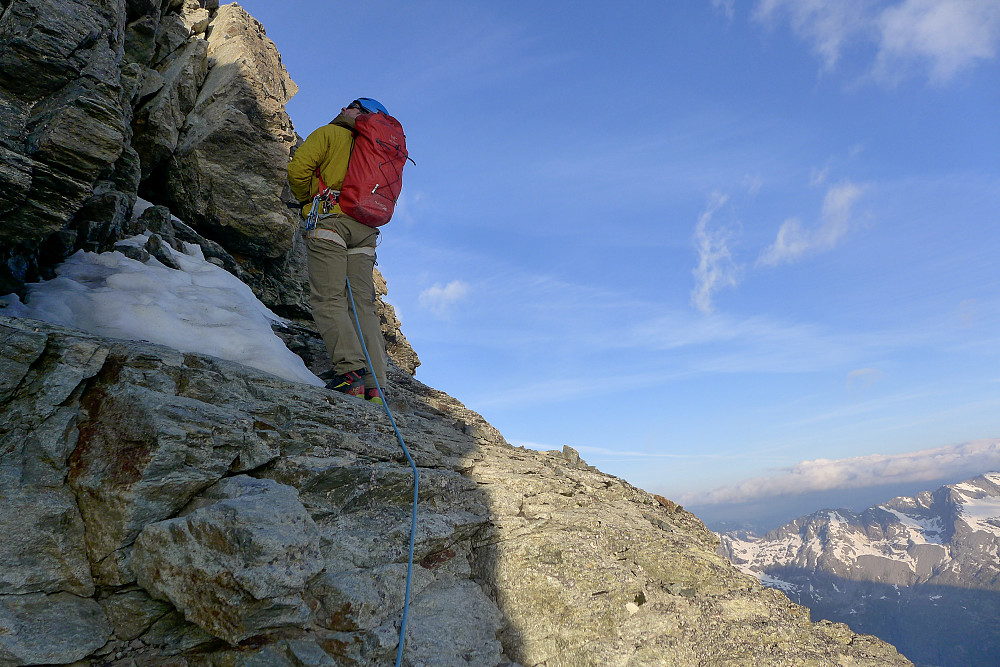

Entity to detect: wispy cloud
[752,0,1000,84]
[691,193,742,314]
[711,0,736,22]
[875,0,1000,84]
[753,0,873,70]
[757,181,865,266]
[418,280,470,317]
[846,367,883,388]
[689,438,1000,504]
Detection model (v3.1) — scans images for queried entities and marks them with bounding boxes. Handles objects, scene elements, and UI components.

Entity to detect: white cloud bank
[753,0,1000,84]
[419,280,470,316]
[690,438,1000,505]
[691,193,742,314]
[757,181,865,266]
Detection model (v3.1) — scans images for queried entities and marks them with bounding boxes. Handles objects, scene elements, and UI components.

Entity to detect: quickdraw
[304,166,341,231]
[303,187,340,231]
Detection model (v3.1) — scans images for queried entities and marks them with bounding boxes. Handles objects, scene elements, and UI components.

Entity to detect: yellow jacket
[287,123,355,219]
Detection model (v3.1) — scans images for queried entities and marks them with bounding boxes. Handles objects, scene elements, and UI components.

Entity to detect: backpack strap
[314,167,339,201]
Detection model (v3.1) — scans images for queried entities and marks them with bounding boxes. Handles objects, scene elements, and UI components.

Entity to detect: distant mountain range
[719,473,1000,667]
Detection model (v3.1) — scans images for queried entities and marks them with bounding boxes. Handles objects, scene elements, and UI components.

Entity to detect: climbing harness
[345,277,418,667]
[303,227,377,257]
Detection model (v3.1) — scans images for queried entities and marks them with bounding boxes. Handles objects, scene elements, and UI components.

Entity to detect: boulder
[66,377,259,585]
[132,476,324,643]
[180,0,212,35]
[0,592,111,666]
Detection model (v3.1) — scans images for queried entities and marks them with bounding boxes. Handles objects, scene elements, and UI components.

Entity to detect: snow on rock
[0,218,323,388]
[718,473,1000,589]
[877,508,946,546]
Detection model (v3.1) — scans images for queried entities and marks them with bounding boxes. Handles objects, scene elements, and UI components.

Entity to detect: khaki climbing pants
[306,213,387,388]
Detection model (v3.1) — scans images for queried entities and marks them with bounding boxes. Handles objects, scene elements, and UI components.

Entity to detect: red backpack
[339,112,411,227]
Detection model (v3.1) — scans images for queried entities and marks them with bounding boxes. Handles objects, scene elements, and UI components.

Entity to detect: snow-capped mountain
[719,473,1000,667]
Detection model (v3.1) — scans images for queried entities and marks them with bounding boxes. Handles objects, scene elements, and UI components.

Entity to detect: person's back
[287,98,392,403]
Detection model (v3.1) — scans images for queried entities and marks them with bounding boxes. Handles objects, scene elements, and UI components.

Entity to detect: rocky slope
[719,474,1000,667]
[1,1,915,665]
[1,315,915,666]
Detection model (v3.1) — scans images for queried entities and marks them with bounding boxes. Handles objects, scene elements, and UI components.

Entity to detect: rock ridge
[0,315,914,665]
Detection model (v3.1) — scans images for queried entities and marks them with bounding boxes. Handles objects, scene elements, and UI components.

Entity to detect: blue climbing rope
[345,277,418,667]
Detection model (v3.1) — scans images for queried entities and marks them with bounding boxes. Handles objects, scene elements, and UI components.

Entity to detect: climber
[287,98,391,404]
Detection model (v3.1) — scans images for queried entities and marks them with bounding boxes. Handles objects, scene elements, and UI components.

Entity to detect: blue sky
[237,0,1000,525]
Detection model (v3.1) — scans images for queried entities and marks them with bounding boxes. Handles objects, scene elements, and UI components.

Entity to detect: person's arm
[287,128,329,204]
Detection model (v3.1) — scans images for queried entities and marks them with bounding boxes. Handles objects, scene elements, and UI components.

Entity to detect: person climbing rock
[287,98,395,404]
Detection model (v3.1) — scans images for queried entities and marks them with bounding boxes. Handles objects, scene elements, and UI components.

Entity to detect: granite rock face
[158,3,299,261]
[0,0,420,368]
[0,0,131,290]
[0,315,914,666]
[376,268,420,375]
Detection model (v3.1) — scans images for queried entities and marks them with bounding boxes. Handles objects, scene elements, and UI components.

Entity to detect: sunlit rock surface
[0,316,914,665]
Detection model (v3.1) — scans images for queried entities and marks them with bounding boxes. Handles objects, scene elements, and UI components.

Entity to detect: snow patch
[879,507,946,545]
[758,573,800,595]
[3,201,323,388]
[958,496,1000,534]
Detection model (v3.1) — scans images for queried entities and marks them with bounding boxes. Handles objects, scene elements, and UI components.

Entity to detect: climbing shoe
[326,369,366,398]
[365,386,384,405]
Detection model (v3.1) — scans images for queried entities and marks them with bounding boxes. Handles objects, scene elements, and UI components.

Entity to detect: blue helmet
[354,97,388,114]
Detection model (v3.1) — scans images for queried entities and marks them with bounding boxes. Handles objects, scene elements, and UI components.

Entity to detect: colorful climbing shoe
[365,386,384,405]
[326,369,366,398]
